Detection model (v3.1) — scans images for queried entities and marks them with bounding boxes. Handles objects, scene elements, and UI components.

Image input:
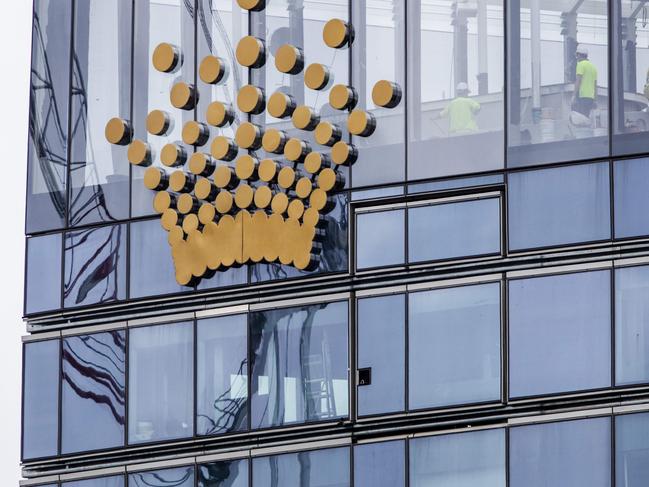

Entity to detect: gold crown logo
[105,1,401,286]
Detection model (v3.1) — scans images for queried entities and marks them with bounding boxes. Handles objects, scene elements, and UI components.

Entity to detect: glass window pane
[614,158,649,238]
[408,198,501,263]
[508,162,610,250]
[23,339,60,460]
[358,294,405,416]
[63,475,125,487]
[510,417,611,487]
[69,0,131,226]
[27,0,71,233]
[64,224,127,308]
[250,301,348,429]
[615,265,649,386]
[409,282,501,409]
[408,0,504,180]
[616,413,649,487]
[354,440,405,487]
[410,428,505,487]
[128,322,193,444]
[62,331,125,454]
[509,270,611,398]
[25,233,62,314]
[508,0,609,166]
[252,447,350,487]
[198,459,248,487]
[128,466,194,487]
[197,314,248,436]
[356,209,405,269]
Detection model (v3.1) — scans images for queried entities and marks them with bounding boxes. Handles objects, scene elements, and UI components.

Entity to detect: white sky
[0,0,33,483]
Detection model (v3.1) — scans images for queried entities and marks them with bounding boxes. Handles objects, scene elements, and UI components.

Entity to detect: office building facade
[21,0,649,486]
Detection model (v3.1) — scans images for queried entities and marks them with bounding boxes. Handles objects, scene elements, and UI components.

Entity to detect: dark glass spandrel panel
[61,331,125,454]
[25,233,62,314]
[352,186,405,201]
[408,198,501,263]
[507,0,609,167]
[616,413,649,487]
[250,301,349,429]
[63,475,125,487]
[508,162,610,250]
[129,466,194,487]
[357,294,405,416]
[69,0,131,226]
[408,0,504,180]
[355,441,405,487]
[198,459,248,487]
[22,339,60,460]
[252,447,350,487]
[408,174,504,194]
[615,265,649,386]
[509,270,611,398]
[356,208,405,269]
[64,224,126,308]
[197,314,248,436]
[509,417,611,487]
[27,0,71,233]
[409,282,501,409]
[614,158,649,238]
[128,322,194,444]
[410,429,506,487]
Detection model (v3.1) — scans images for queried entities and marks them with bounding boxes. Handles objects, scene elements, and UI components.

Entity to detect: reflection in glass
[508,0,609,166]
[410,429,505,486]
[510,418,611,487]
[509,271,611,398]
[62,331,125,454]
[409,0,504,180]
[128,322,194,444]
[63,475,125,487]
[250,302,348,429]
[252,447,350,487]
[409,283,501,409]
[27,0,71,233]
[197,314,248,436]
[614,158,649,238]
[64,224,126,308]
[355,441,405,487]
[616,413,649,487]
[25,233,62,314]
[129,466,194,487]
[198,459,248,487]
[356,209,405,269]
[23,339,60,460]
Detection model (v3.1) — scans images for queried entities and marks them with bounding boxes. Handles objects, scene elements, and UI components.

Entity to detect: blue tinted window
[129,466,194,487]
[198,459,248,487]
[25,233,62,314]
[356,209,405,269]
[508,163,610,250]
[408,198,501,262]
[355,441,405,487]
[614,158,649,238]
[409,283,501,409]
[62,331,125,454]
[510,418,611,487]
[616,413,649,487]
[23,339,60,459]
[253,447,350,487]
[410,429,505,487]
[63,475,124,487]
[197,314,248,436]
[128,322,194,444]
[509,271,611,398]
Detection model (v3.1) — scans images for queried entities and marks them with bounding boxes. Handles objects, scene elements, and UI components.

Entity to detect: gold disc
[271,192,289,214]
[127,139,151,166]
[314,121,341,146]
[170,82,198,110]
[254,186,272,208]
[143,167,166,190]
[236,36,266,68]
[268,91,295,119]
[235,122,262,150]
[153,191,173,213]
[329,84,357,110]
[305,63,330,91]
[189,152,215,176]
[262,129,287,154]
[215,191,234,213]
[198,203,216,225]
[331,141,358,165]
[177,193,196,214]
[182,213,200,233]
[304,152,327,174]
[168,225,185,246]
[278,166,296,189]
[235,154,258,180]
[317,167,337,191]
[237,0,265,10]
[169,170,194,192]
[160,143,186,167]
[287,199,305,219]
[258,158,278,182]
[310,188,329,211]
[275,44,304,75]
[206,101,234,127]
[182,121,209,146]
[292,105,319,131]
[105,117,131,145]
[323,18,352,49]
[235,184,254,209]
[199,55,227,85]
[295,177,313,199]
[372,80,402,108]
[161,208,180,231]
[303,207,320,227]
[211,136,238,161]
[194,177,216,201]
[284,137,310,162]
[237,85,265,114]
[146,110,170,136]
[214,165,236,189]
[347,110,377,137]
[152,42,180,73]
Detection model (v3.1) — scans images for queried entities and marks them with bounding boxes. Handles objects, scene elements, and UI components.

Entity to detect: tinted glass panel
[250,302,348,429]
[129,466,194,487]
[356,209,405,269]
[64,224,126,308]
[509,417,611,487]
[63,475,125,487]
[128,322,193,443]
[358,294,405,416]
[197,314,248,436]
[508,163,610,250]
[62,331,125,454]
[408,198,501,263]
[409,283,501,409]
[23,339,60,460]
[616,413,649,487]
[355,441,405,487]
[509,271,611,398]
[198,459,248,487]
[614,158,649,238]
[25,233,62,314]
[410,429,506,487]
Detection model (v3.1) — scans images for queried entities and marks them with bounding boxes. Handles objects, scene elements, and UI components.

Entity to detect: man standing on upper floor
[572,44,597,119]
[440,82,481,134]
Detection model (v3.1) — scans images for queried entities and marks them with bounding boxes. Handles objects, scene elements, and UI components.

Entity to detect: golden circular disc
[295,177,313,199]
[304,152,325,174]
[284,137,309,161]
[237,85,265,114]
[262,129,287,153]
[254,186,273,208]
[235,184,254,209]
[304,63,330,91]
[323,18,351,49]
[143,167,164,190]
[235,122,262,150]
[194,177,215,201]
[314,121,340,146]
[215,191,234,213]
[236,36,265,68]
[153,191,173,213]
[170,82,197,110]
[287,199,305,220]
[199,55,226,84]
[235,154,258,180]
[182,121,208,146]
[258,158,277,182]
[189,152,213,176]
[267,91,295,119]
[105,117,131,145]
[348,110,376,136]
[127,139,150,166]
[206,101,233,127]
[182,213,199,233]
[168,225,185,246]
[214,165,235,189]
[271,192,289,214]
[211,136,237,161]
[169,170,190,192]
[198,203,216,224]
[317,167,337,191]
[292,105,319,131]
[237,0,265,12]
[275,44,303,74]
[152,42,179,73]
[146,110,170,136]
[160,143,184,167]
[331,140,357,165]
[161,208,180,231]
[303,207,320,227]
[329,84,356,110]
[372,80,401,108]
[278,166,296,189]
[309,188,329,211]
[177,193,195,214]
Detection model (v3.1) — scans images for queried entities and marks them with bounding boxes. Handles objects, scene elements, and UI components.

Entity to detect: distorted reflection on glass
[198,459,248,487]
[25,233,62,314]
[63,475,125,487]
[615,413,649,487]
[129,466,194,487]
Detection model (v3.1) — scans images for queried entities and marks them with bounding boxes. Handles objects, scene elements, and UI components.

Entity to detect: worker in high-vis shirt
[572,44,597,118]
[440,82,481,134]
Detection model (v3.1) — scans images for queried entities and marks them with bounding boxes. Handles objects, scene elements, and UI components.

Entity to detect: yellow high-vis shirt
[576,59,597,99]
[441,97,480,133]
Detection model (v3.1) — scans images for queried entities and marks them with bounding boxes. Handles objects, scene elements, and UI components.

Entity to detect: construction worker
[440,82,481,134]
[572,45,597,118]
